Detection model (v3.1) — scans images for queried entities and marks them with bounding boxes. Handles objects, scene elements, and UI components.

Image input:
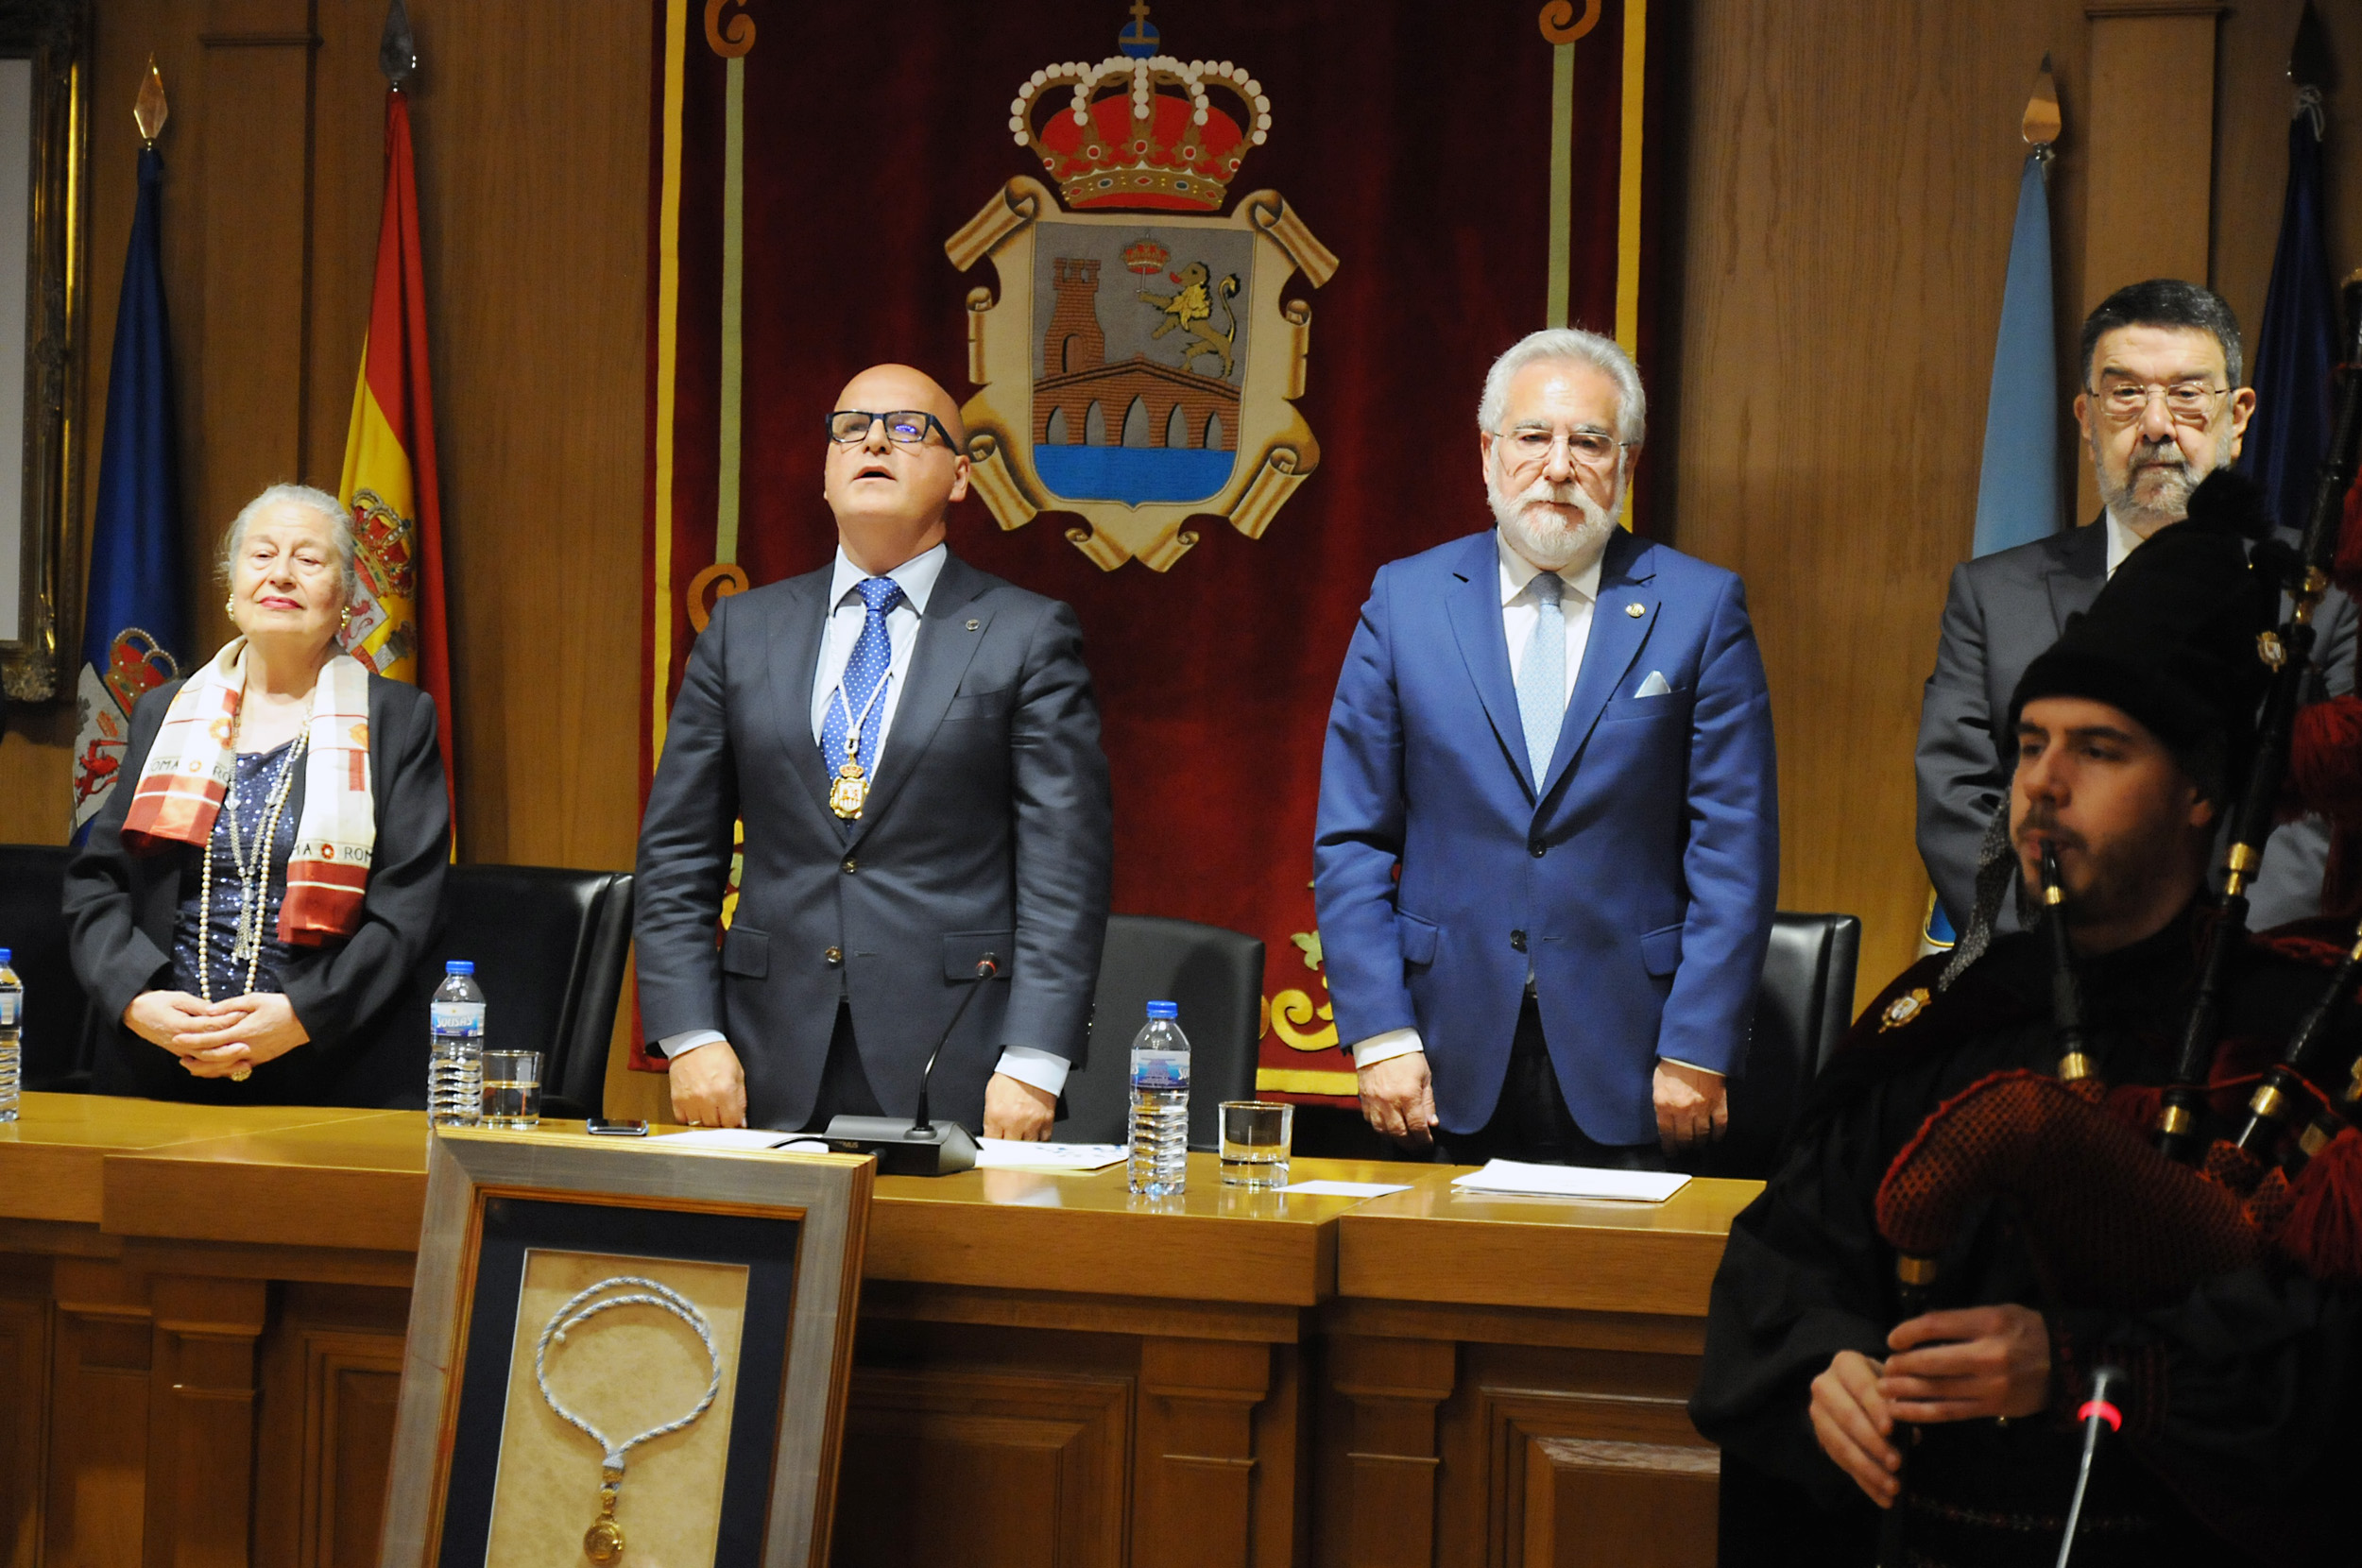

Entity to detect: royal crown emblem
[948,4,1335,571]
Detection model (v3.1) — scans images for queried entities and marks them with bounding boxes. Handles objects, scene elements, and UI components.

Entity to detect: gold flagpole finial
[133,58,168,147]
[2023,53,2061,154]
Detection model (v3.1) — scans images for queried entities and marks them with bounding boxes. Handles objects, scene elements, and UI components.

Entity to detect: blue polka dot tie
[822,576,905,786]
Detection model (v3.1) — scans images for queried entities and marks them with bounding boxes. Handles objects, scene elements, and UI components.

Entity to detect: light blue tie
[1516,571,1566,787]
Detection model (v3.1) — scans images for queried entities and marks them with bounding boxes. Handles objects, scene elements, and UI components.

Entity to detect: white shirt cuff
[658,1029,727,1059]
[1658,1056,1723,1077]
[1350,1028,1426,1069]
[992,1046,1070,1097]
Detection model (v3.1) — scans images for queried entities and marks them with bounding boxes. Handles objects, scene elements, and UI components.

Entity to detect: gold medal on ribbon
[830,761,868,820]
[827,675,888,821]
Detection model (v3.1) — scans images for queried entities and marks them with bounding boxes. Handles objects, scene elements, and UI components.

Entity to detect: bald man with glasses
[1916,279,2357,941]
[636,363,1112,1139]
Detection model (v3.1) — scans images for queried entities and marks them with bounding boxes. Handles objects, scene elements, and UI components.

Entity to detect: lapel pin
[1625,602,1645,618]
[966,619,981,631]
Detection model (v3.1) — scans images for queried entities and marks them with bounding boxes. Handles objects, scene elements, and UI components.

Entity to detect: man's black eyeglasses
[826,409,955,450]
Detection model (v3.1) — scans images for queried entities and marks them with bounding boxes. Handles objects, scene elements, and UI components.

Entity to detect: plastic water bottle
[427,961,486,1129]
[1127,1000,1190,1197]
[0,948,19,1123]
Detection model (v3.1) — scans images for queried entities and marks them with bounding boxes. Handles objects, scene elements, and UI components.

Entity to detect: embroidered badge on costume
[1879,988,1932,1032]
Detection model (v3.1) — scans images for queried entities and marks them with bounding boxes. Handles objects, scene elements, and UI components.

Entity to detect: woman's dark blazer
[63,671,450,1106]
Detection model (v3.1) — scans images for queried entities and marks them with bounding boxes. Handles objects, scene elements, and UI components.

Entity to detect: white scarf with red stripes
[121,639,375,945]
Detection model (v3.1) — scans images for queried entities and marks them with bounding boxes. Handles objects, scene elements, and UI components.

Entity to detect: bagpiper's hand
[1811,1349,1901,1508]
[1881,1304,2050,1424]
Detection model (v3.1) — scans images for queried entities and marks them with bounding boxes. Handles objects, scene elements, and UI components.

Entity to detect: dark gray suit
[1916,518,2357,935]
[634,549,1113,1132]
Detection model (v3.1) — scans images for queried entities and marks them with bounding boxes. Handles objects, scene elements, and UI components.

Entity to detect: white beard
[1488,461,1617,573]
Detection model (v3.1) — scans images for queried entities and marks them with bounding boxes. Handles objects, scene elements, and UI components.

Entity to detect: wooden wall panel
[1669,0,2096,1004]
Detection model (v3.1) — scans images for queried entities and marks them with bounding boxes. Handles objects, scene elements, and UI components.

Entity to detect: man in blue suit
[1315,329,1779,1166]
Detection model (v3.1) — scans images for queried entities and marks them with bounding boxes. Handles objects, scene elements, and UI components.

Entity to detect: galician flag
[72,130,186,842]
[337,81,454,802]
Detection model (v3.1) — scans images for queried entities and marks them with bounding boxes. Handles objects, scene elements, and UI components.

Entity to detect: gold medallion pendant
[584,1511,625,1566]
[829,761,868,820]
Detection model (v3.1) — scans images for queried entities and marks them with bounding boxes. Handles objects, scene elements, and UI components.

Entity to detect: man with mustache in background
[1314,329,1778,1167]
[1918,280,2356,944]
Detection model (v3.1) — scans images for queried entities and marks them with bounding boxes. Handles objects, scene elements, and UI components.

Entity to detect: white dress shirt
[1347,532,1602,1072]
[662,542,1070,1099]
[2104,510,2146,578]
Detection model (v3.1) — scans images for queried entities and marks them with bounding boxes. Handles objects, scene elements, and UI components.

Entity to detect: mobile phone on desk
[586,1117,649,1136]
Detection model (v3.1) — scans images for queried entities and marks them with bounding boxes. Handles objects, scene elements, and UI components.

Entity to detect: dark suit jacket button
[1510,929,1528,952]
[824,946,843,965]
[1530,843,1547,858]
[841,858,858,874]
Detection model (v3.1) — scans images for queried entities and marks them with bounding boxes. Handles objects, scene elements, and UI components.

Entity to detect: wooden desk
[0,1095,1754,1568]
[1321,1179,1761,1568]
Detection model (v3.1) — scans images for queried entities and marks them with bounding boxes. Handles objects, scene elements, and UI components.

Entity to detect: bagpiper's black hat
[2006,468,2278,785]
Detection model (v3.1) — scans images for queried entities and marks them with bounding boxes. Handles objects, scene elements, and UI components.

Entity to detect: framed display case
[379,1130,874,1568]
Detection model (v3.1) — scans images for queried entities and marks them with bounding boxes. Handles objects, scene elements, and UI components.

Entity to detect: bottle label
[0,994,15,1028]
[1130,1048,1189,1091]
[431,1001,486,1038]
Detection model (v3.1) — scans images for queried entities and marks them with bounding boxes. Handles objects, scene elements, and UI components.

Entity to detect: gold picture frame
[378,1130,874,1568]
[0,0,81,701]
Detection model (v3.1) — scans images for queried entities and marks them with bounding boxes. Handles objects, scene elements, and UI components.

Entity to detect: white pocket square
[1634,671,1674,698]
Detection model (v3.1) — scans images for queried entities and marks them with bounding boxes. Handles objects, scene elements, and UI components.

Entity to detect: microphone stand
[824,955,1000,1176]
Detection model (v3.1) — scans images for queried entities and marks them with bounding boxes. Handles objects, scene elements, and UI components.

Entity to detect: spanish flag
[338,86,454,801]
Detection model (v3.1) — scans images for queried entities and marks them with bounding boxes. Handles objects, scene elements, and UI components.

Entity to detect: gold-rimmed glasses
[2087,379,2228,428]
[1496,421,1631,473]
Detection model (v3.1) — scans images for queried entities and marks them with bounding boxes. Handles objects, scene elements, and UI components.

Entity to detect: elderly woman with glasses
[65,484,450,1105]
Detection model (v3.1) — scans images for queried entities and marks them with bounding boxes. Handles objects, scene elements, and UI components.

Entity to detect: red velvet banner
[642,1,1669,1098]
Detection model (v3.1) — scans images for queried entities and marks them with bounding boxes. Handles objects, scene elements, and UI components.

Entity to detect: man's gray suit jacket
[634,549,1114,1132]
[1916,517,2357,937]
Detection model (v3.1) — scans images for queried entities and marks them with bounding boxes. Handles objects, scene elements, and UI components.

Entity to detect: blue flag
[71,146,185,841]
[1931,151,2062,948]
[2237,104,2334,537]
[1970,154,2061,558]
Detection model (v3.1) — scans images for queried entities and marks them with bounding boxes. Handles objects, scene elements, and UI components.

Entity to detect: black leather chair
[1698,910,1862,1181]
[414,865,634,1121]
[0,844,91,1091]
[1060,914,1265,1150]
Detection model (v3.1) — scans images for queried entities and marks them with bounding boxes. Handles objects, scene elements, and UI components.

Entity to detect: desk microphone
[824,955,998,1176]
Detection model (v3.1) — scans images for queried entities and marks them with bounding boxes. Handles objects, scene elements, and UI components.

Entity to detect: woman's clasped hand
[122,990,313,1078]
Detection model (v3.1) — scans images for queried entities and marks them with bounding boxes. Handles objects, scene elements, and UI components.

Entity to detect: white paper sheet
[974,1138,1129,1171]
[1278,1180,1414,1198]
[1450,1159,1690,1202]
